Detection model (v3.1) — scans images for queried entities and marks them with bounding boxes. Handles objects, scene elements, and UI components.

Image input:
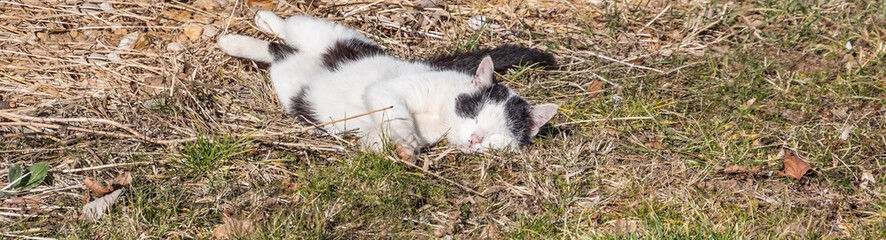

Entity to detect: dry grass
[1,0,885,239]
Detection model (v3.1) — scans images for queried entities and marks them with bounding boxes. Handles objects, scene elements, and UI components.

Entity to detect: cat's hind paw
[254,10,286,38]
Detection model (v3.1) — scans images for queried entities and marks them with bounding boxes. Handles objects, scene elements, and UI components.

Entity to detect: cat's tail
[217,34,297,63]
[426,45,556,73]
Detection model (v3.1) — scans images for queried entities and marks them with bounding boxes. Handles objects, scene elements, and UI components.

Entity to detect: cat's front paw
[395,143,416,161]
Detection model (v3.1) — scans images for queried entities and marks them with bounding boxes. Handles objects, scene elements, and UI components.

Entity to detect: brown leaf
[721,165,747,174]
[584,81,604,98]
[246,0,275,9]
[644,141,662,149]
[130,33,152,50]
[775,149,811,180]
[83,178,112,196]
[139,76,165,95]
[213,213,254,239]
[160,9,193,23]
[112,172,133,187]
[212,225,228,239]
[2,197,46,207]
[479,222,501,239]
[627,58,644,65]
[745,97,756,107]
[720,165,762,174]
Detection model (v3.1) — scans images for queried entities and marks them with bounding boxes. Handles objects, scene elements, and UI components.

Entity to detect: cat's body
[217,11,557,153]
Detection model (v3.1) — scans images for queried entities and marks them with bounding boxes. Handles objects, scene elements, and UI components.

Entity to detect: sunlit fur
[217,11,558,153]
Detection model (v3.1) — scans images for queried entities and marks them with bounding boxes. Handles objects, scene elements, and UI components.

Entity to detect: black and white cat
[217,11,558,155]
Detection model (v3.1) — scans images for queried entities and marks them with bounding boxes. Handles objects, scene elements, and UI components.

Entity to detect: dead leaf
[775,149,811,180]
[184,24,203,42]
[160,9,193,22]
[82,189,123,221]
[2,197,46,207]
[644,141,662,149]
[213,213,254,239]
[130,33,152,50]
[712,223,727,233]
[195,0,220,10]
[627,58,644,65]
[745,97,756,107]
[720,165,760,174]
[860,170,875,190]
[112,171,133,187]
[415,0,442,9]
[83,178,112,196]
[139,76,165,95]
[0,101,14,110]
[246,0,275,9]
[584,81,604,98]
[606,217,641,232]
[479,222,501,239]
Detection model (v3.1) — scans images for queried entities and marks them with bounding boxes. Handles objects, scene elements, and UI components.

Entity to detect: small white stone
[80,2,100,14]
[845,41,852,50]
[167,42,185,52]
[202,25,219,39]
[467,15,501,31]
[99,2,114,11]
[118,32,140,49]
[214,0,229,7]
[108,53,122,62]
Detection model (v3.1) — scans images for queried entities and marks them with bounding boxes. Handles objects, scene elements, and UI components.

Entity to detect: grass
[1,0,885,239]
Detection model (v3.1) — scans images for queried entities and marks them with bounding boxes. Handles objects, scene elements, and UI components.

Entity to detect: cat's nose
[470,134,483,146]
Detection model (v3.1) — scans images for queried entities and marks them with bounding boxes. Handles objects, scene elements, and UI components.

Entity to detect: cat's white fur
[217,11,557,153]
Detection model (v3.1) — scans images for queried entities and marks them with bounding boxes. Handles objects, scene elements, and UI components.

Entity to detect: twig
[222,0,239,35]
[260,141,346,152]
[580,51,664,73]
[0,111,61,142]
[637,5,670,34]
[343,0,384,17]
[0,112,195,145]
[1,173,31,192]
[55,160,173,174]
[387,156,485,198]
[0,232,56,240]
[295,106,393,132]
[555,116,654,127]
[0,212,39,218]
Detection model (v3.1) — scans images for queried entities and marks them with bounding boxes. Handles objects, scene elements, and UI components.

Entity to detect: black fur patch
[454,84,511,118]
[504,97,533,147]
[289,87,321,125]
[269,42,297,62]
[427,45,556,74]
[322,39,384,71]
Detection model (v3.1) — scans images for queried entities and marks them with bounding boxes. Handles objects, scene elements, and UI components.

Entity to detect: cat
[217,11,558,156]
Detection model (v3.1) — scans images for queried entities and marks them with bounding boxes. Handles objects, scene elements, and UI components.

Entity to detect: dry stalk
[555,116,654,127]
[55,160,173,174]
[0,111,196,145]
[387,156,485,198]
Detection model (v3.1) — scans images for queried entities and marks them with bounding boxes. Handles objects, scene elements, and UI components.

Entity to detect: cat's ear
[472,56,495,88]
[528,103,558,136]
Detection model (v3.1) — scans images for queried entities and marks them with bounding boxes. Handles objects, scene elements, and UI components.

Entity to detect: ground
[1,0,885,239]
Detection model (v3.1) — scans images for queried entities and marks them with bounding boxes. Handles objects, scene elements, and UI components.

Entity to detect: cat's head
[450,56,558,152]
